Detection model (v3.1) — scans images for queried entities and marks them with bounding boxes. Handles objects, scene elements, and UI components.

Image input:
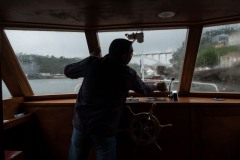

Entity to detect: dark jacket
[64,55,155,136]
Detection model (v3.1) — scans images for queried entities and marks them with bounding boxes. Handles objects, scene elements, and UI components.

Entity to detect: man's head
[109,38,133,65]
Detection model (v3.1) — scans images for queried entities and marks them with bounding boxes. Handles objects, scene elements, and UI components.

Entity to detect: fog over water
[5,30,89,58]
[5,29,187,58]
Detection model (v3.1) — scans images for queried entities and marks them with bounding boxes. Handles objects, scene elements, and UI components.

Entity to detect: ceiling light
[158,11,175,18]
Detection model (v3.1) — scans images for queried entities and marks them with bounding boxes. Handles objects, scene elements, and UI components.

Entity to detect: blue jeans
[69,128,116,160]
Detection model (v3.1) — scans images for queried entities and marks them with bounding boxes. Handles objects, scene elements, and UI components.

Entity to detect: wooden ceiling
[0,0,240,29]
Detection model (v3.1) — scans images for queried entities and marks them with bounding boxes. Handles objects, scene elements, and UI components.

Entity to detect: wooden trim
[191,104,240,160]
[24,94,77,101]
[85,30,101,57]
[179,25,203,96]
[187,92,240,99]
[23,91,240,101]
[1,31,33,97]
[1,15,240,31]
[22,97,240,107]
[201,16,240,26]
[0,29,4,160]
[1,53,23,97]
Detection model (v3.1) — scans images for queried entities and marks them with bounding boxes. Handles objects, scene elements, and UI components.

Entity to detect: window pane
[2,81,11,99]
[4,30,89,95]
[98,29,187,91]
[191,23,240,92]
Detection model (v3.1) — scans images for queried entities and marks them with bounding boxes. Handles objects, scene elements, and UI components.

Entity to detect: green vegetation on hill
[16,53,142,76]
[16,53,82,75]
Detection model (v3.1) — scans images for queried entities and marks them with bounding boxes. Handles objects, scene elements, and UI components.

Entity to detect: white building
[228,32,240,46]
[220,52,240,67]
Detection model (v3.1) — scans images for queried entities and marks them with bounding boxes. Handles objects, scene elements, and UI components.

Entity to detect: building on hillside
[212,34,229,47]
[220,52,240,67]
[228,31,240,46]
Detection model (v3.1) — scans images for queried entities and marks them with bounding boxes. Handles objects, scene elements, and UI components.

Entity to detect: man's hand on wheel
[154,82,167,92]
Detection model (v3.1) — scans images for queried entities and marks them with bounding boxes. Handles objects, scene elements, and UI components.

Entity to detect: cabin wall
[3,98,24,119]
[3,114,40,160]
[22,105,74,160]
[4,101,240,160]
[191,103,240,160]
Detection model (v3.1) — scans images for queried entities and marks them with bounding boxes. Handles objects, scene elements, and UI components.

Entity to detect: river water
[2,78,83,99]
[2,78,239,99]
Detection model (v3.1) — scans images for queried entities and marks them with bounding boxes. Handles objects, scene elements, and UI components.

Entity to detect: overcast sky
[4,23,240,59]
[5,29,187,59]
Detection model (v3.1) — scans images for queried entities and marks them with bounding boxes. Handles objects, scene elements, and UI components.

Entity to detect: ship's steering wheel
[127,103,172,151]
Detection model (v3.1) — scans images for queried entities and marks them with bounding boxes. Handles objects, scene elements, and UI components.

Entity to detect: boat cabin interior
[1,0,240,159]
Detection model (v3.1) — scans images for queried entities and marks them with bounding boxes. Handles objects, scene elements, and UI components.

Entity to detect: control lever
[168,77,178,101]
[168,77,175,99]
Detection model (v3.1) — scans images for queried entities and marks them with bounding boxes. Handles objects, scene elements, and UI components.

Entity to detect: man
[64,38,167,160]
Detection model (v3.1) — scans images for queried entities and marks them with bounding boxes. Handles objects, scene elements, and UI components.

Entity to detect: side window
[191,23,240,92]
[4,30,89,95]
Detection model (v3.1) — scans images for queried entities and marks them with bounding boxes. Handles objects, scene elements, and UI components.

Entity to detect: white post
[140,57,144,81]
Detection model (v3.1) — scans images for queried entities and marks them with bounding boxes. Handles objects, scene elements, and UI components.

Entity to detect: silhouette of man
[64,38,167,160]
